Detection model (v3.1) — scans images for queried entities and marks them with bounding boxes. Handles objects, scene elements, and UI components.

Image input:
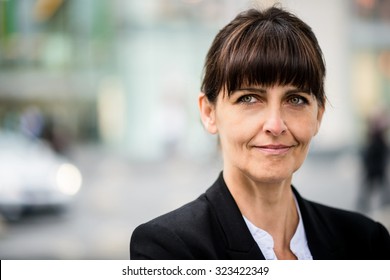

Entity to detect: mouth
[253,144,295,155]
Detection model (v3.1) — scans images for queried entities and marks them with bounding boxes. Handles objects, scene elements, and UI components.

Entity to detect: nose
[262,107,287,136]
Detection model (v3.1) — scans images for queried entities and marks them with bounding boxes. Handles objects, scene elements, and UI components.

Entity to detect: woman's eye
[238,95,256,103]
[288,96,307,105]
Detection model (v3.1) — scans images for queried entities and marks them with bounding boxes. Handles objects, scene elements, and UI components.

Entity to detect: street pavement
[0,144,389,259]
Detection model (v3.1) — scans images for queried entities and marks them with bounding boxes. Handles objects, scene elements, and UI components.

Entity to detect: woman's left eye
[288,96,307,105]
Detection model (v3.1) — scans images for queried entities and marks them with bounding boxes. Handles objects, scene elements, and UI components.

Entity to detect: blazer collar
[205,172,265,259]
[205,172,345,260]
[292,187,346,259]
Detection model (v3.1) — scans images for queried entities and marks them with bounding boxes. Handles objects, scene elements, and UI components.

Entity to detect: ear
[198,93,218,134]
[314,105,325,136]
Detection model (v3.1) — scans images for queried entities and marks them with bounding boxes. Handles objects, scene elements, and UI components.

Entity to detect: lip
[253,144,294,155]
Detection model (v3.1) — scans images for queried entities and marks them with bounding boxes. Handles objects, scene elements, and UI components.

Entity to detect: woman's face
[199,84,324,185]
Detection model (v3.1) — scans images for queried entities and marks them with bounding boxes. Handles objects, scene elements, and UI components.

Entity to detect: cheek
[289,116,319,143]
[219,122,247,146]
[216,112,253,147]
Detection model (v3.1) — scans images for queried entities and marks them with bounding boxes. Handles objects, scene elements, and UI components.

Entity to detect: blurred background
[0,0,389,259]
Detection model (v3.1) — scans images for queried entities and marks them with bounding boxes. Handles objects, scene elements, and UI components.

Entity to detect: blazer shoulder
[140,193,212,231]
[130,192,223,259]
[306,199,381,230]
[301,197,390,259]
[293,187,385,233]
[130,173,256,260]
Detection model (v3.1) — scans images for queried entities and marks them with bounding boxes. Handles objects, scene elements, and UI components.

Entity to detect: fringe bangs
[201,8,326,107]
[224,21,324,104]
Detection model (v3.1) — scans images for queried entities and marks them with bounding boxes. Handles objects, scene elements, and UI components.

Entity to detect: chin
[245,170,292,185]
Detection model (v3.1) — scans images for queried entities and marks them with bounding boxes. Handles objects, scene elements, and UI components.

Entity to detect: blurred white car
[0,131,82,220]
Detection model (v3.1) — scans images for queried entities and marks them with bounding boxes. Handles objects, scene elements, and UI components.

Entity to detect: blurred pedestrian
[130,6,390,260]
[41,116,70,154]
[19,106,45,139]
[357,110,390,212]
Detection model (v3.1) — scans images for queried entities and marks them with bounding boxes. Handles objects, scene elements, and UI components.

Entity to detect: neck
[223,168,299,259]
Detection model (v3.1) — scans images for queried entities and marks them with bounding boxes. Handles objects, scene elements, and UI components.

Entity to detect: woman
[130,7,390,260]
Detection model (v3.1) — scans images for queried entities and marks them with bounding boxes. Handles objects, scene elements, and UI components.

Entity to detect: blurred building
[349,0,390,137]
[0,0,389,160]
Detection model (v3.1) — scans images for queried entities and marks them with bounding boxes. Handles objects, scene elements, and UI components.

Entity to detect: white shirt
[243,197,313,260]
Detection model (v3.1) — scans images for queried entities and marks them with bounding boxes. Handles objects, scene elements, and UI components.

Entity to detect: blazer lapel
[292,187,346,259]
[205,173,265,260]
[205,173,346,259]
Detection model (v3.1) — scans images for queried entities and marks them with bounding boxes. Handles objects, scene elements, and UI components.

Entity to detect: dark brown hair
[201,7,326,107]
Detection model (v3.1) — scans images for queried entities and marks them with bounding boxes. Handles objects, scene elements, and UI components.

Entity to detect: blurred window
[352,0,390,22]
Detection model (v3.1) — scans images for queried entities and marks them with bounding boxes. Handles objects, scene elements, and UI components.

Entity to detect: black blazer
[130,173,390,259]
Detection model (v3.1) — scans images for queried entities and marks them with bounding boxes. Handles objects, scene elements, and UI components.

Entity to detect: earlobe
[198,93,218,134]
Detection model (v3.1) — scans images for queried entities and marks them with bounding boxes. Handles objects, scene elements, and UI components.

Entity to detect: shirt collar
[243,195,313,260]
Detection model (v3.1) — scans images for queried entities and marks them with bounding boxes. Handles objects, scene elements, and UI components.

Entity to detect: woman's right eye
[238,95,257,103]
